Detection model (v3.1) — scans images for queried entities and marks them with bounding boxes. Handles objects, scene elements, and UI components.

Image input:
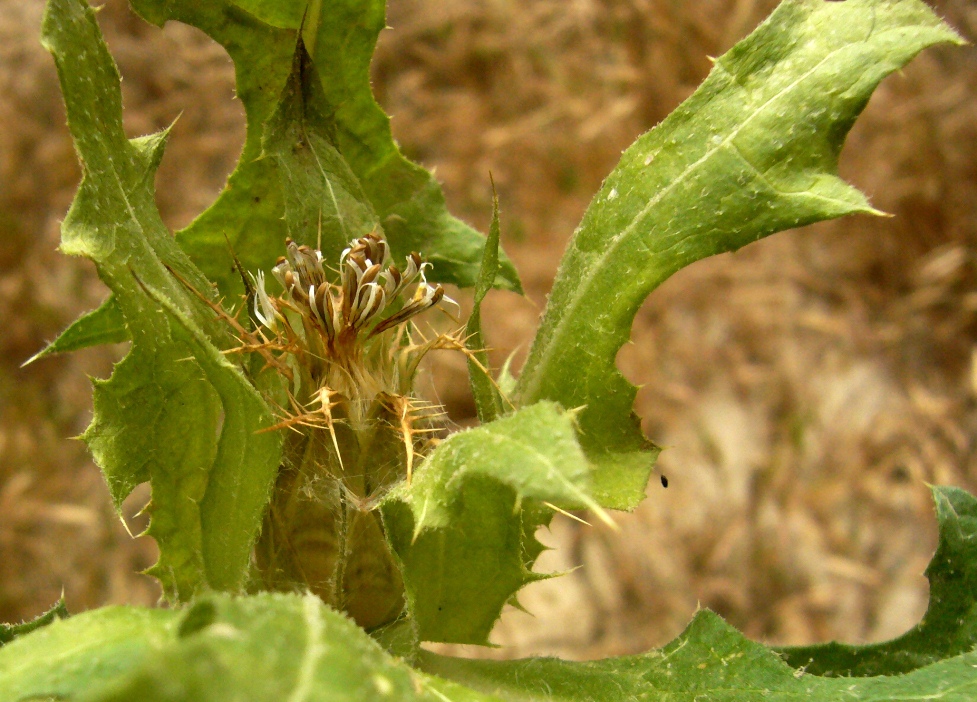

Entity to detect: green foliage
[128,0,521,297]
[262,37,381,268]
[5,488,977,700]
[421,611,977,702]
[381,402,605,644]
[466,190,507,424]
[25,295,127,364]
[6,0,974,699]
[777,486,977,676]
[42,0,282,601]
[0,598,68,648]
[515,0,962,510]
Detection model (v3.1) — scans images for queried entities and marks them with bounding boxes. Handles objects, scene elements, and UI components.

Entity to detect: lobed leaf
[24,294,127,364]
[466,189,507,424]
[262,36,380,262]
[380,402,604,644]
[0,594,497,702]
[5,485,977,699]
[0,606,178,700]
[515,0,963,511]
[135,279,282,594]
[421,611,977,702]
[777,485,977,676]
[43,0,281,600]
[128,0,521,296]
[420,483,977,699]
[7,484,976,700]
[0,598,68,648]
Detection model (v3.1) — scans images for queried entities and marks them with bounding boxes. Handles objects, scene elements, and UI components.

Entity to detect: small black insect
[660,475,669,488]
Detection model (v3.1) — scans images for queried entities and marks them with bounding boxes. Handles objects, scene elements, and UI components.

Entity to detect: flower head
[249,230,458,414]
[259,231,452,350]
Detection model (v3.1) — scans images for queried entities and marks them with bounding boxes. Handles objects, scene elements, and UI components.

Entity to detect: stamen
[370,284,444,336]
[382,266,402,297]
[293,244,324,289]
[283,270,298,295]
[270,263,287,293]
[258,235,453,348]
[350,282,386,330]
[360,263,382,287]
[251,271,279,331]
[312,282,337,341]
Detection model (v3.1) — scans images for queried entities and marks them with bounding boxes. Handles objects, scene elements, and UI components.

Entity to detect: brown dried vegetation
[2,0,976,660]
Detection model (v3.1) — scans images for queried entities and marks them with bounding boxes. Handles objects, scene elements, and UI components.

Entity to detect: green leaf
[778,485,977,676]
[0,606,178,700]
[515,0,963,511]
[0,598,68,648]
[420,483,977,700]
[262,36,380,263]
[0,594,496,702]
[466,189,507,424]
[421,611,977,702]
[43,0,281,601]
[24,295,127,365]
[380,402,605,644]
[128,0,521,296]
[5,484,976,700]
[134,277,282,594]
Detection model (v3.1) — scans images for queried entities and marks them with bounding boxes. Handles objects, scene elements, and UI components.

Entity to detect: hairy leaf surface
[25,295,127,364]
[778,485,977,676]
[43,0,281,600]
[263,37,380,262]
[420,484,977,699]
[421,612,977,702]
[466,192,507,423]
[6,485,977,700]
[0,606,177,701]
[381,402,604,644]
[128,0,520,296]
[0,595,496,702]
[515,0,962,510]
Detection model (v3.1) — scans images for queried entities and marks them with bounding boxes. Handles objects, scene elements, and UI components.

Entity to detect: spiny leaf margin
[380,402,604,644]
[4,486,977,700]
[515,0,963,511]
[128,0,521,298]
[42,0,282,600]
[777,485,977,676]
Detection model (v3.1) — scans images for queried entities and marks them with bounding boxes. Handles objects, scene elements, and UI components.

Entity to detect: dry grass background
[2,0,976,661]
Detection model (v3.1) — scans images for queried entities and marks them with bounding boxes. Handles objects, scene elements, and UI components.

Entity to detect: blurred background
[2,0,976,660]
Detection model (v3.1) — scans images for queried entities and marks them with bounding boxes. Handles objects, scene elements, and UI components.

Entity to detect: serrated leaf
[43,0,281,601]
[0,594,497,702]
[262,36,380,262]
[466,190,507,423]
[128,0,521,297]
[0,606,178,700]
[0,598,68,648]
[380,402,604,644]
[5,485,977,699]
[421,611,977,702]
[420,483,977,700]
[778,485,977,676]
[515,0,963,511]
[24,294,127,365]
[135,278,282,594]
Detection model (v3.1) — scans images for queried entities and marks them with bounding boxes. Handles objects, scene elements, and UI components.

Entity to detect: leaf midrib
[518,32,860,403]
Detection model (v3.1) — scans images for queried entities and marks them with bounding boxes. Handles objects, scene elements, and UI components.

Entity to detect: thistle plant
[247,233,459,629]
[3,0,977,700]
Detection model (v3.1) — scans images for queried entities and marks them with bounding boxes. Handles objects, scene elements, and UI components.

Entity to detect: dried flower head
[249,231,457,413]
[246,230,466,629]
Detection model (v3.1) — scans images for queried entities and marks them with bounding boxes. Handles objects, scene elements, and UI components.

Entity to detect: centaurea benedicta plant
[248,232,461,629]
